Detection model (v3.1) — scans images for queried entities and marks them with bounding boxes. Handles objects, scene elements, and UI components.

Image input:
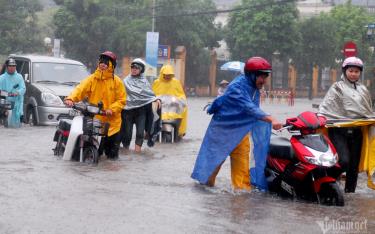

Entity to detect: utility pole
[152,0,156,32]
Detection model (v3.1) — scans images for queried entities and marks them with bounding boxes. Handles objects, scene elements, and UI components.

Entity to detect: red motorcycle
[265,111,344,206]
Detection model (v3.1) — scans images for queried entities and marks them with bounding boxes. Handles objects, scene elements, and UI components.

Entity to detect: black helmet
[6,58,16,66]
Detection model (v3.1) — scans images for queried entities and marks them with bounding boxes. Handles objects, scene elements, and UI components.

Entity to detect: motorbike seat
[269,135,295,161]
[58,119,72,131]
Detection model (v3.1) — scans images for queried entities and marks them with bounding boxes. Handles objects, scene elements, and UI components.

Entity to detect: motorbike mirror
[24,74,30,83]
[98,101,103,110]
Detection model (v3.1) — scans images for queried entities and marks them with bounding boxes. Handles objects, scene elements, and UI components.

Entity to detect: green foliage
[329,3,374,65]
[155,0,221,85]
[0,0,43,55]
[53,0,221,85]
[294,13,338,71]
[225,0,300,62]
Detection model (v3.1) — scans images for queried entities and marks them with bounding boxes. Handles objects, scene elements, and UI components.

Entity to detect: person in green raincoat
[0,58,26,128]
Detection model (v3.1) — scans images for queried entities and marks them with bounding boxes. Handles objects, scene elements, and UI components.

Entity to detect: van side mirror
[24,74,30,83]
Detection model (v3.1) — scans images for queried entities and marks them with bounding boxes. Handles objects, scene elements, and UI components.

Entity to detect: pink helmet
[342,57,363,71]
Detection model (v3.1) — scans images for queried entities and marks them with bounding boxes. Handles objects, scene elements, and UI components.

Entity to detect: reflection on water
[0,98,374,233]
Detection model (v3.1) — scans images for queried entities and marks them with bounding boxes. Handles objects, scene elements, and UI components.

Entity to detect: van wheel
[26,107,37,126]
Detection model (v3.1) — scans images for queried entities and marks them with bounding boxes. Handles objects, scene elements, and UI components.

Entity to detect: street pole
[152,0,155,32]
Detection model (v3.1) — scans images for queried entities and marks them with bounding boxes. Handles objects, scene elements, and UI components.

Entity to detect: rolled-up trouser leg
[230,134,251,190]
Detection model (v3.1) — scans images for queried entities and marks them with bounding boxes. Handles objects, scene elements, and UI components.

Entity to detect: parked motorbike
[0,90,15,127]
[53,100,109,164]
[265,111,344,206]
[158,95,186,143]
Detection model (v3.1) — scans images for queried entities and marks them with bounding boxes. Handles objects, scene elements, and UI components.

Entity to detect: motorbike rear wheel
[83,146,99,165]
[318,182,344,206]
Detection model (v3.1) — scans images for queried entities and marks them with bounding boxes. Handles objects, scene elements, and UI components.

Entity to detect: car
[1,55,90,126]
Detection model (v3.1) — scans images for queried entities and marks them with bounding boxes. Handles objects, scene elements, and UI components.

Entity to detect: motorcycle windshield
[296,134,329,152]
[158,95,186,116]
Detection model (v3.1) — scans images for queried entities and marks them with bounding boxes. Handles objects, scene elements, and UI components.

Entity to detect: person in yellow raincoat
[152,64,187,139]
[64,51,126,160]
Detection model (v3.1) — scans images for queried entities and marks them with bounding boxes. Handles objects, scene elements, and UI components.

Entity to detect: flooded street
[0,97,374,234]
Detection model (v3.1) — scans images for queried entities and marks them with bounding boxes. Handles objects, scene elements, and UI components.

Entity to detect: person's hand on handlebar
[262,115,283,130]
[104,109,113,116]
[64,99,74,107]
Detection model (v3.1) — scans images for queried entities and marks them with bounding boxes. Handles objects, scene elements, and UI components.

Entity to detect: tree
[329,2,374,66]
[225,0,300,62]
[294,13,338,99]
[154,0,222,86]
[53,0,150,65]
[0,0,43,55]
[53,0,221,85]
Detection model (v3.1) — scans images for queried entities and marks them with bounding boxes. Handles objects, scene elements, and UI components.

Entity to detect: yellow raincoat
[326,120,375,189]
[152,64,187,136]
[66,62,126,136]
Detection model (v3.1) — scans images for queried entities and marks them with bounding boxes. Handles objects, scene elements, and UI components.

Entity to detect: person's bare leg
[135,144,142,153]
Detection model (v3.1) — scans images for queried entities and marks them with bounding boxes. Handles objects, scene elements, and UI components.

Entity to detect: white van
[3,55,90,125]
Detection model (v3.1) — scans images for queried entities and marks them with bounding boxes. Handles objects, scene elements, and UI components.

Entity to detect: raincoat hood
[158,64,175,82]
[319,74,374,119]
[123,74,156,110]
[93,61,115,80]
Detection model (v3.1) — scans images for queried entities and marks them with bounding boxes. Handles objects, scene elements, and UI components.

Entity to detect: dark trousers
[98,132,121,159]
[120,106,148,148]
[328,127,363,192]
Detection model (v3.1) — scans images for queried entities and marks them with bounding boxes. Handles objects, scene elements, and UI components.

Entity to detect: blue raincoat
[0,71,26,128]
[191,74,272,190]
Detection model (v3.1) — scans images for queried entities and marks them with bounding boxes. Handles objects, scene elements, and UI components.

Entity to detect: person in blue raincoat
[191,57,282,191]
[0,58,26,128]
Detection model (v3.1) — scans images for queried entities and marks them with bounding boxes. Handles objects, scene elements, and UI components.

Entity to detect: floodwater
[0,98,374,234]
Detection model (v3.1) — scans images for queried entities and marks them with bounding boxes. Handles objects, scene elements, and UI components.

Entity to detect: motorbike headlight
[41,92,63,106]
[87,105,100,114]
[304,153,338,167]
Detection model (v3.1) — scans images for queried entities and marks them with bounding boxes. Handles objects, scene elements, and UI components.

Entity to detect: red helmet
[244,57,272,74]
[99,51,117,68]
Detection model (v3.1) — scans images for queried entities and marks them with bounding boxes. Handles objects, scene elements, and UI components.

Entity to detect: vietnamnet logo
[316,216,368,234]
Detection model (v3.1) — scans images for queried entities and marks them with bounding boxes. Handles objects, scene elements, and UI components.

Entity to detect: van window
[33,63,89,83]
[19,61,30,80]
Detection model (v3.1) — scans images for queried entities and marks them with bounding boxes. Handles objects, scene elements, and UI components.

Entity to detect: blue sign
[158,45,170,59]
[145,32,159,77]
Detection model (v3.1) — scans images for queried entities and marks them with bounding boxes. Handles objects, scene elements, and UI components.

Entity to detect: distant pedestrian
[217,80,229,97]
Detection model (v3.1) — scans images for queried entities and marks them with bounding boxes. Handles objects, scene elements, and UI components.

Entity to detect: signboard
[145,32,159,77]
[53,38,61,57]
[343,41,357,58]
[158,45,170,59]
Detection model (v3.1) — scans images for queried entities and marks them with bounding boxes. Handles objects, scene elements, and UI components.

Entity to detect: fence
[260,90,294,106]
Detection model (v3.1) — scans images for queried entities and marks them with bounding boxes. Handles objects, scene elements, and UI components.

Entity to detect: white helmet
[342,57,363,71]
[131,58,146,73]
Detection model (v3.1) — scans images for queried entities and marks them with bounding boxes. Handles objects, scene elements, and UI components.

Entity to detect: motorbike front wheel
[83,146,99,165]
[53,134,65,157]
[318,182,344,206]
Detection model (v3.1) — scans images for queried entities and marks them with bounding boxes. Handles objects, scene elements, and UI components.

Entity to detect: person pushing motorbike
[0,58,26,128]
[64,51,126,160]
[191,57,282,191]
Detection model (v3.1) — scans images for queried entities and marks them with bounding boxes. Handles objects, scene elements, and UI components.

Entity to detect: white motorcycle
[53,100,109,164]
